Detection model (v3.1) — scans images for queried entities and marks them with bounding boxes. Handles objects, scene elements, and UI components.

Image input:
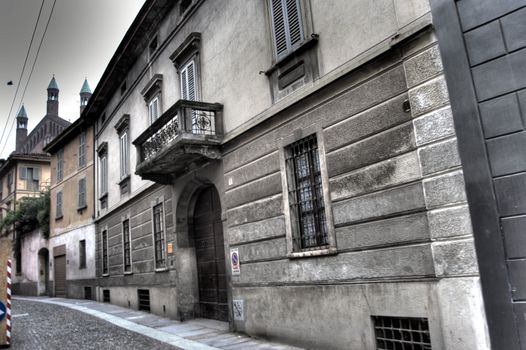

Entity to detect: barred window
[79,240,86,269]
[373,316,432,350]
[285,134,328,251]
[122,219,131,273]
[102,230,109,275]
[152,203,166,269]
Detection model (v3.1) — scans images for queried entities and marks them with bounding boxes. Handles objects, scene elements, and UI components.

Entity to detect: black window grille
[137,289,151,312]
[102,230,108,275]
[285,134,328,251]
[373,316,432,350]
[79,240,86,269]
[153,204,166,268]
[103,289,110,303]
[84,286,92,300]
[123,219,131,273]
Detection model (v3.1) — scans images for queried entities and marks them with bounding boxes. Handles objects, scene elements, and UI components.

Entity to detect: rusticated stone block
[227,216,286,245]
[408,76,449,117]
[418,137,461,175]
[404,44,443,88]
[227,194,283,227]
[413,106,455,146]
[428,205,473,239]
[423,170,467,208]
[432,239,479,276]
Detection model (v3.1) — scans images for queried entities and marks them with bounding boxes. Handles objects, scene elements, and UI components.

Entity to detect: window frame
[151,197,167,271]
[148,95,161,124]
[180,58,199,101]
[279,125,336,258]
[122,216,132,274]
[20,166,40,192]
[99,153,108,195]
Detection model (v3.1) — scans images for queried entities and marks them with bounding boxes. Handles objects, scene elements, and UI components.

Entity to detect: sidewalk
[14,296,304,350]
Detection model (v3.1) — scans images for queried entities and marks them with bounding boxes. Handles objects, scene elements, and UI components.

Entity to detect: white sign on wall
[233,299,244,321]
[230,248,240,275]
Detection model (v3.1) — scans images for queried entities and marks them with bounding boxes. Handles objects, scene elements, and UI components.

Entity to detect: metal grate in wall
[137,289,151,312]
[84,286,92,300]
[103,289,110,303]
[372,316,432,350]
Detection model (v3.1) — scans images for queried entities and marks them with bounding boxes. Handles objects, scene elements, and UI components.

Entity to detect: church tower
[79,78,92,115]
[15,105,28,152]
[47,75,59,116]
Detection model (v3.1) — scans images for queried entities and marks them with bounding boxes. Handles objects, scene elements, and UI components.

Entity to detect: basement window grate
[84,286,92,300]
[372,316,432,350]
[138,289,151,312]
[103,289,110,303]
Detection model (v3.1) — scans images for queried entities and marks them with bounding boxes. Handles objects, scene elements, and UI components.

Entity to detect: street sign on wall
[230,248,240,275]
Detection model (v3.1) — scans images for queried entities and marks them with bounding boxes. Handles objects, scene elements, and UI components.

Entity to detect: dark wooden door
[194,186,227,321]
[54,255,66,297]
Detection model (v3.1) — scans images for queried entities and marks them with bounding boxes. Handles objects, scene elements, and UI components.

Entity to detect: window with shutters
[57,148,64,182]
[99,154,108,195]
[180,59,198,101]
[279,127,336,257]
[56,191,63,219]
[122,219,132,273]
[79,132,86,168]
[266,0,318,102]
[148,95,161,124]
[101,229,109,276]
[7,172,13,193]
[20,166,40,191]
[270,0,304,59]
[78,178,87,210]
[120,132,129,179]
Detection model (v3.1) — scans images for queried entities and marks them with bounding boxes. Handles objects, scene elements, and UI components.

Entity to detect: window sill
[155,267,168,273]
[99,193,108,201]
[265,36,319,76]
[118,175,130,186]
[124,271,133,275]
[79,266,86,270]
[102,273,109,277]
[77,205,87,212]
[55,215,63,221]
[287,247,337,259]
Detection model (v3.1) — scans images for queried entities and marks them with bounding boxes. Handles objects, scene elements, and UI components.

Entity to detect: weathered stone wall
[95,184,178,318]
[222,30,489,350]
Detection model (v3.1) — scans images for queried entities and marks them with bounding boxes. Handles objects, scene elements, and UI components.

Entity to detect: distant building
[0,77,70,295]
[43,78,96,299]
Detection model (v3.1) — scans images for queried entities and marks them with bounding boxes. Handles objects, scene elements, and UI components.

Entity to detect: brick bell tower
[46,75,59,116]
[15,105,28,152]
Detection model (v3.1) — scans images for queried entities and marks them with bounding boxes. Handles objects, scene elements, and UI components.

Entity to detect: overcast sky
[0,0,145,158]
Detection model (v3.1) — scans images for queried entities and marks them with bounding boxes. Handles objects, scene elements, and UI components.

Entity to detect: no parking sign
[230,248,240,275]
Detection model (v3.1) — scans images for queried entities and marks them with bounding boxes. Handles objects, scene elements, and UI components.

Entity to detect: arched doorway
[37,248,49,296]
[193,186,227,321]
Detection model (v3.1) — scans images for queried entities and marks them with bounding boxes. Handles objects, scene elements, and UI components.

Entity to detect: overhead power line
[0,0,57,157]
[0,0,46,149]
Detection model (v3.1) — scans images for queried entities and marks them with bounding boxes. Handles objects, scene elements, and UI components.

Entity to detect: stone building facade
[78,0,497,348]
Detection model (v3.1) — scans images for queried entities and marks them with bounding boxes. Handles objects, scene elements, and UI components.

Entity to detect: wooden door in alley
[193,186,227,321]
[54,255,66,297]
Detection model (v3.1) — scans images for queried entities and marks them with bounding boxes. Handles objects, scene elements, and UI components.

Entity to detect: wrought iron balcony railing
[133,100,223,182]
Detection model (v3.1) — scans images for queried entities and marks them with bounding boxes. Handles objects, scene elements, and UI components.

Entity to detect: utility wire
[0,0,46,149]
[1,0,57,156]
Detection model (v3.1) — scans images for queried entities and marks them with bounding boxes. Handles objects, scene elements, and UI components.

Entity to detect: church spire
[16,105,28,152]
[79,78,92,115]
[47,75,59,116]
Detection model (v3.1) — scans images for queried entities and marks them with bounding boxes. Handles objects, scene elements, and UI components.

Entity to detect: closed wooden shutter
[270,0,303,58]
[56,191,62,217]
[33,167,40,180]
[54,255,66,297]
[180,60,197,101]
[78,178,86,208]
[19,167,27,180]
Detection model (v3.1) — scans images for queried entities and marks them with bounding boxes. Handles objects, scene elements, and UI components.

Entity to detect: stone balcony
[133,100,223,184]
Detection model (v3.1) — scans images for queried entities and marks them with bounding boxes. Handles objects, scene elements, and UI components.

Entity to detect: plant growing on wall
[0,189,50,240]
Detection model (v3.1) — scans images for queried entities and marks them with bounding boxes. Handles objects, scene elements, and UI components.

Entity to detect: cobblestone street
[11,299,177,350]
